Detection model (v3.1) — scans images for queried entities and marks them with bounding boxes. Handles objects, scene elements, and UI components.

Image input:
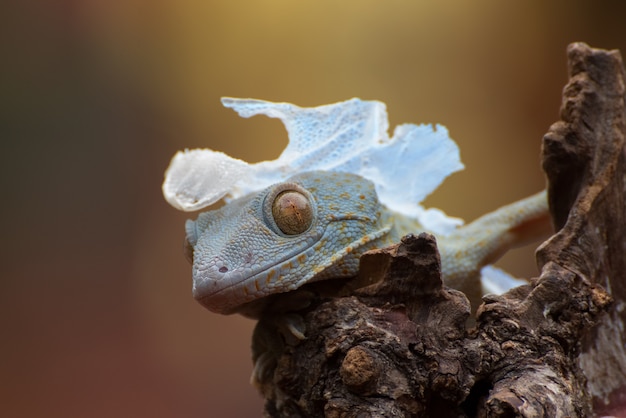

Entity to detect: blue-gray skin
[185,171,550,316]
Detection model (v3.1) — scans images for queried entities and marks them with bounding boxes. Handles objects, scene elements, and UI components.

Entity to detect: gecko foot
[251,313,307,392]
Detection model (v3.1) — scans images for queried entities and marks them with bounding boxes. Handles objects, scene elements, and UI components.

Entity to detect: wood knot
[340,346,380,394]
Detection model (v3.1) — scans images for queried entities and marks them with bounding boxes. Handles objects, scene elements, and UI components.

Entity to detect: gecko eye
[271,190,313,235]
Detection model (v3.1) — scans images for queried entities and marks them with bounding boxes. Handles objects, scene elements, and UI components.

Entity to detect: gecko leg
[438,190,551,308]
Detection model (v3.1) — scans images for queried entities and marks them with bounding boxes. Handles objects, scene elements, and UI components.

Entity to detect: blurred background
[2,1,625,416]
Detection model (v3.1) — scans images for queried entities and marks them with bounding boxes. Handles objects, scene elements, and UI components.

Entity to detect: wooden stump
[256,43,626,417]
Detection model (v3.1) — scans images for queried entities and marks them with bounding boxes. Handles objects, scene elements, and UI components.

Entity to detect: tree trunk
[256,43,626,418]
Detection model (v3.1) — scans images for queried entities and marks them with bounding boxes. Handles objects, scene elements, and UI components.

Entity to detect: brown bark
[255,43,626,417]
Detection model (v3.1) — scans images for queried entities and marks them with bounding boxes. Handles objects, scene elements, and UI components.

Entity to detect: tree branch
[256,43,626,417]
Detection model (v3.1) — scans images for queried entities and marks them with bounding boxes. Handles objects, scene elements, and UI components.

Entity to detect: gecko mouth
[193,221,390,314]
[193,236,321,301]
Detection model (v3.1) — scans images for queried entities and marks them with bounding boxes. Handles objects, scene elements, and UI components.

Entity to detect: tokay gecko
[163,98,551,316]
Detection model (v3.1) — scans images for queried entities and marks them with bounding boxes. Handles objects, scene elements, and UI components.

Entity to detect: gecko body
[185,171,549,316]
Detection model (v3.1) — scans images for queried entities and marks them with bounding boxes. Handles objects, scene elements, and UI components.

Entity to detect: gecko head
[183,171,388,315]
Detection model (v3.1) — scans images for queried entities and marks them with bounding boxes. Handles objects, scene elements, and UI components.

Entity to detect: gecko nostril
[219,266,228,273]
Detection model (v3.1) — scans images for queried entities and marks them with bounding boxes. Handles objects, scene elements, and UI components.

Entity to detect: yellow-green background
[3,1,625,417]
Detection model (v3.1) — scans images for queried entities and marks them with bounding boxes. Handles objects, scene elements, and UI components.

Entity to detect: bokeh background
[3,1,625,417]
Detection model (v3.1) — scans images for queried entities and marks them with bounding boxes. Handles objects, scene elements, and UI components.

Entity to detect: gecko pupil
[272,190,312,235]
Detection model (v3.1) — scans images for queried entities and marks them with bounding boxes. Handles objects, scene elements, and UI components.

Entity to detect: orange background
[3,1,625,417]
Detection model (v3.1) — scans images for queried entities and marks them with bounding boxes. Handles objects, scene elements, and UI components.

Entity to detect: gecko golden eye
[271,190,313,235]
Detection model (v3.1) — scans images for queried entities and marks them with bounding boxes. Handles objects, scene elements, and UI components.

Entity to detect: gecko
[184,170,550,317]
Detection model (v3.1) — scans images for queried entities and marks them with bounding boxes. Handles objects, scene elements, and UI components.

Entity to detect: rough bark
[538,42,626,416]
[255,43,626,417]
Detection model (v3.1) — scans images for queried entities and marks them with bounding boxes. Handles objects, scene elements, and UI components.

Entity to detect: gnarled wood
[256,43,626,417]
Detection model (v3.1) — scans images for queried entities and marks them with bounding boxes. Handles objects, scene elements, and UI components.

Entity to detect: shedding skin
[185,171,550,316]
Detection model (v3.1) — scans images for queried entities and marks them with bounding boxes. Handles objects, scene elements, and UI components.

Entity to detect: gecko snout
[192,261,248,314]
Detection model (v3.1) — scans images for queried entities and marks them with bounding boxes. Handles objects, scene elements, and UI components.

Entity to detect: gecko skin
[185,171,550,316]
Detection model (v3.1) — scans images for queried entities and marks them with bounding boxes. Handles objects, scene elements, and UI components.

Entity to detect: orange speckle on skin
[254,280,260,291]
[346,246,353,253]
[359,194,365,200]
[243,287,249,296]
[314,241,327,252]
[266,270,275,285]
[297,254,307,264]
